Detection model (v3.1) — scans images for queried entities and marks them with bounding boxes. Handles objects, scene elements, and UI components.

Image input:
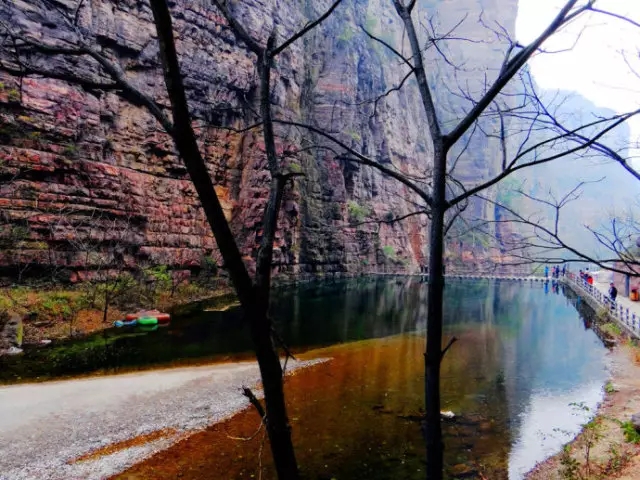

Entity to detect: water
[1,278,608,478]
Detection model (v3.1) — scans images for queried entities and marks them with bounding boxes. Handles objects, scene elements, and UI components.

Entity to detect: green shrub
[7,88,20,102]
[559,444,580,480]
[338,26,355,42]
[32,241,49,250]
[197,255,219,288]
[602,322,622,337]
[144,265,172,290]
[382,245,396,259]
[347,130,362,142]
[40,293,76,320]
[347,200,369,223]
[11,225,29,241]
[621,421,640,444]
[63,144,79,157]
[605,443,631,475]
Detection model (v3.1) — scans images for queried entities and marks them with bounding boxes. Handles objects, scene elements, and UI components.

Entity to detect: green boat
[137,316,158,326]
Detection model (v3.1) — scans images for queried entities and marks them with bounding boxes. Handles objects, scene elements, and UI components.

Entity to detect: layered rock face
[0,0,518,282]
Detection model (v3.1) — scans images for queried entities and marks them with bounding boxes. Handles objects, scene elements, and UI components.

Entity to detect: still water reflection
[2,278,608,478]
[273,278,607,478]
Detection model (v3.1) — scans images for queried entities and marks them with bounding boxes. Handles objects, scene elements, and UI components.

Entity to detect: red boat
[124,309,171,323]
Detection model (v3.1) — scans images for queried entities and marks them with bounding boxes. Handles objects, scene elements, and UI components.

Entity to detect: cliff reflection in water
[277,278,607,479]
[3,277,607,479]
[121,278,606,480]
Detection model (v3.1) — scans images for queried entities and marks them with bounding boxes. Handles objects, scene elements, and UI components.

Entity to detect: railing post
[625,274,631,297]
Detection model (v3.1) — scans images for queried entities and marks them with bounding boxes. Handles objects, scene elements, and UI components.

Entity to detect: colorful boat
[124,310,171,324]
[113,319,137,328]
[136,316,159,326]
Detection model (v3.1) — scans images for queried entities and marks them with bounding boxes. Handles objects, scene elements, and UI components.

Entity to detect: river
[1,277,608,479]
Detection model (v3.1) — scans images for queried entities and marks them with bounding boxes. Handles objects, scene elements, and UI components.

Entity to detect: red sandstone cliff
[0,0,519,282]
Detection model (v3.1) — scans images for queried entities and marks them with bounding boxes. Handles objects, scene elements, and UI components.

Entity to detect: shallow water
[3,278,608,478]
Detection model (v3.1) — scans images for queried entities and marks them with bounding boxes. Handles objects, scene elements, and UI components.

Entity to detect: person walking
[609,283,618,303]
[544,265,549,278]
[561,265,566,277]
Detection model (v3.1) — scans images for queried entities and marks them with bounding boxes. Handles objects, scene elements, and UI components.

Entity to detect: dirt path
[0,359,324,480]
[527,344,640,479]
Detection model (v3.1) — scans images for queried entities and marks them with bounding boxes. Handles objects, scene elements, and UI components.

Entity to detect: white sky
[516,1,640,156]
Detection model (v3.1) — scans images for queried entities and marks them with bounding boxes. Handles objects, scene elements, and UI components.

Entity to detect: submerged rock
[2,346,24,356]
[450,463,478,478]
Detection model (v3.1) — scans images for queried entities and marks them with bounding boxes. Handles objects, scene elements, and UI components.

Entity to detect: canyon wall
[0,0,519,282]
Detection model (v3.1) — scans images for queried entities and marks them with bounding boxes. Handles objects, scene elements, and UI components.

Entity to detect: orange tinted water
[115,330,511,480]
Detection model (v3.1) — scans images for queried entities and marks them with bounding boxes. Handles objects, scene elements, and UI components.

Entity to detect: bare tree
[451,69,640,278]
[0,0,347,477]
[266,1,640,477]
[478,187,640,276]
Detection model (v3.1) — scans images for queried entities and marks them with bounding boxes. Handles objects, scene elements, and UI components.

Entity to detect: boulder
[3,346,23,355]
[0,311,23,355]
[631,412,640,432]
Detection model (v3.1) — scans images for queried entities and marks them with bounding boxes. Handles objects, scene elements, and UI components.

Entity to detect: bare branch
[440,336,458,360]
[242,386,267,420]
[448,108,640,209]
[273,119,434,206]
[212,0,263,54]
[589,7,640,29]
[0,26,173,132]
[271,0,345,57]
[444,0,587,149]
[359,24,413,68]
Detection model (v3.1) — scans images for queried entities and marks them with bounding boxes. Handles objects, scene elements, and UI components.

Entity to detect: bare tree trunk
[102,289,110,325]
[393,3,447,477]
[249,306,299,480]
[148,0,254,307]
[252,47,300,477]
[149,2,299,477]
[425,150,447,480]
[252,173,299,479]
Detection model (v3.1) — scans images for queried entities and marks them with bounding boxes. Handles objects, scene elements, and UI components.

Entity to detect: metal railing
[565,273,640,338]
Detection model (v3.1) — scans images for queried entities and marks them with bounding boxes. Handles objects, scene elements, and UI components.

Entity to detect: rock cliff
[0,0,519,282]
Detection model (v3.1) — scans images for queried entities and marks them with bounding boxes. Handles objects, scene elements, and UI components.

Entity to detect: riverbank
[0,284,235,345]
[0,357,326,480]
[526,340,640,479]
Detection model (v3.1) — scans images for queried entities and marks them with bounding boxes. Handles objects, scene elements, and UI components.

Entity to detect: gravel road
[0,359,325,480]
